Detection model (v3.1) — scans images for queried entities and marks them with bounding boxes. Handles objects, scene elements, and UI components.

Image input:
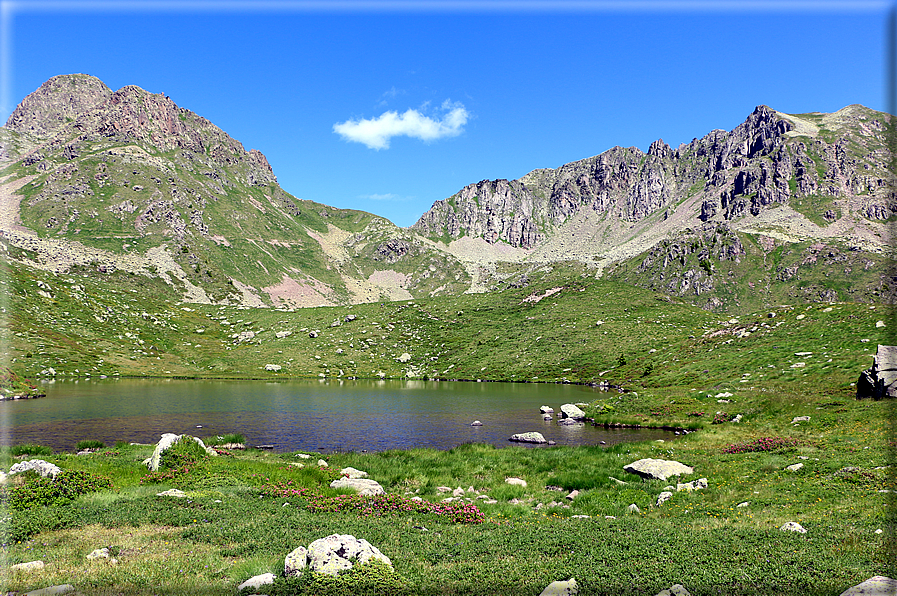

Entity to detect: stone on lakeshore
[330,477,384,495]
[656,491,673,506]
[305,534,392,576]
[397,353,411,363]
[510,431,546,444]
[624,458,693,481]
[839,576,897,596]
[780,521,807,533]
[10,560,44,572]
[317,459,328,467]
[543,414,553,420]
[264,363,281,371]
[143,433,215,472]
[237,573,275,591]
[9,459,62,478]
[786,463,804,472]
[339,467,368,479]
[539,577,578,596]
[559,403,586,420]
[470,420,483,426]
[218,442,245,450]
[540,405,555,414]
[23,585,75,596]
[505,477,527,487]
[655,584,692,596]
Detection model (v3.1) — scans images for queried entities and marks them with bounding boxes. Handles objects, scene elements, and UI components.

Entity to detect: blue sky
[2,1,893,227]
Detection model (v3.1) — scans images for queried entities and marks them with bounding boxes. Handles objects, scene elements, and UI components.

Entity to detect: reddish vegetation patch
[262,274,334,308]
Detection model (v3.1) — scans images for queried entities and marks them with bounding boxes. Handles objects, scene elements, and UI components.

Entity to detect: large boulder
[142,433,216,472]
[237,573,275,591]
[330,477,385,495]
[290,534,392,577]
[857,345,897,399]
[539,578,578,596]
[624,458,693,481]
[559,403,586,420]
[9,459,61,478]
[509,432,547,444]
[839,576,897,596]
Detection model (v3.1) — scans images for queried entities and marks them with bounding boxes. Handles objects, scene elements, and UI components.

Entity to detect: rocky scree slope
[0,74,469,306]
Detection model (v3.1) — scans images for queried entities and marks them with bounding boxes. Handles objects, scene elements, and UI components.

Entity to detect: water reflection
[1,378,677,452]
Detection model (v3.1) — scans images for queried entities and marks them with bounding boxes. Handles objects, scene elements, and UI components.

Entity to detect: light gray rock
[656,491,673,506]
[539,577,578,596]
[840,576,897,595]
[306,534,393,576]
[156,489,187,498]
[559,403,586,420]
[786,463,804,472]
[624,458,694,481]
[780,521,807,533]
[565,490,579,500]
[655,584,691,596]
[330,477,385,495]
[86,547,110,560]
[510,431,547,444]
[237,573,275,591]
[676,478,708,492]
[857,345,897,399]
[470,420,483,426]
[627,504,641,514]
[557,418,581,426]
[540,405,555,414]
[792,416,810,423]
[284,546,308,576]
[397,352,411,363]
[264,364,282,372]
[339,467,368,479]
[543,414,553,420]
[9,459,62,478]
[143,433,216,471]
[505,477,527,487]
[24,585,75,596]
[10,560,45,571]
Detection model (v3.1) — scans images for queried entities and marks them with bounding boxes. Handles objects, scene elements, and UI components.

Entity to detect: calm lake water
[1,378,676,452]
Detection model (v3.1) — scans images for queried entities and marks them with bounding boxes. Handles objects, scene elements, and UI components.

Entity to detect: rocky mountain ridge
[1,74,894,313]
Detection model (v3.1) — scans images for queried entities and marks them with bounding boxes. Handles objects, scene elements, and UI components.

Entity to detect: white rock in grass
[10,560,44,571]
[306,534,392,576]
[143,433,216,471]
[655,584,692,596]
[839,576,897,596]
[9,459,61,478]
[786,463,804,472]
[505,477,527,487]
[339,467,368,479]
[86,548,110,560]
[539,577,579,596]
[284,546,308,576]
[23,585,75,596]
[237,573,275,591]
[780,521,807,533]
[624,458,693,481]
[656,491,673,506]
[627,504,641,514]
[330,477,384,495]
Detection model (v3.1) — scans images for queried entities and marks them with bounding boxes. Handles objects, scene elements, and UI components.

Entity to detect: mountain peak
[5,73,112,138]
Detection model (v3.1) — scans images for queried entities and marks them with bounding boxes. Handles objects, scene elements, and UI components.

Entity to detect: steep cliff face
[413,105,896,249]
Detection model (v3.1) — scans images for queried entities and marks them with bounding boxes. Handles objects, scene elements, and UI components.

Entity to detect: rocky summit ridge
[1,74,895,312]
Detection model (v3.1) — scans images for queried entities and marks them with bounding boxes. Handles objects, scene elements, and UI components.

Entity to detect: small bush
[9,444,53,457]
[711,412,728,425]
[5,469,113,510]
[204,433,245,446]
[159,436,210,470]
[723,437,801,454]
[75,439,105,451]
[2,504,82,543]
[258,559,409,596]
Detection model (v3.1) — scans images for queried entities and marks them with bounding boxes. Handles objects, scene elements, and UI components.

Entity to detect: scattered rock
[839,576,897,596]
[543,414,553,420]
[656,491,673,506]
[655,584,691,596]
[156,489,187,498]
[317,459,328,467]
[627,504,641,514]
[780,521,807,533]
[565,490,579,500]
[23,585,75,596]
[624,458,694,481]
[9,459,61,478]
[86,547,110,560]
[540,405,555,414]
[308,330,319,338]
[792,416,810,423]
[237,573,275,591]
[345,314,357,322]
[505,477,527,487]
[470,420,483,426]
[737,502,749,508]
[397,353,411,363]
[10,560,45,572]
[143,433,216,472]
[876,321,886,328]
[275,331,292,338]
[559,403,586,420]
[339,467,368,479]
[539,577,578,596]
[510,431,546,444]
[731,414,743,423]
[676,478,708,492]
[264,363,282,372]
[301,534,393,576]
[557,418,581,426]
[330,477,385,495]
[786,463,804,472]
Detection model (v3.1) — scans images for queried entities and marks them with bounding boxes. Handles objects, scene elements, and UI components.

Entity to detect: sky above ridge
[2,1,893,227]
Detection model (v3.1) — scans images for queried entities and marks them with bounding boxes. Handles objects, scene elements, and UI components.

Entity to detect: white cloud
[360,193,407,201]
[333,100,469,150]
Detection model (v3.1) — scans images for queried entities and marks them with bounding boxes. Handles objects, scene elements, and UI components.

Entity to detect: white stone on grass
[780,521,807,533]
[505,477,527,487]
[838,575,896,596]
[237,573,275,591]
[330,477,385,495]
[339,467,368,479]
[10,560,44,572]
[539,578,578,596]
[624,458,693,481]
[9,459,62,478]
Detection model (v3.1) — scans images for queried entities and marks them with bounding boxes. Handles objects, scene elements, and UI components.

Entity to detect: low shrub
[159,436,211,470]
[5,469,113,510]
[723,437,801,454]
[2,504,82,543]
[9,444,53,457]
[75,439,105,451]
[262,559,410,596]
[711,412,728,425]
[204,433,246,446]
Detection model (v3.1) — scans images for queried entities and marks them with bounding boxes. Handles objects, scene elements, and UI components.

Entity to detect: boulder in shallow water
[510,432,546,444]
[560,403,586,419]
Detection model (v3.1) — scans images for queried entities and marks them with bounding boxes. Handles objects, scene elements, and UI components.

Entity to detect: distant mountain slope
[0,74,470,306]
